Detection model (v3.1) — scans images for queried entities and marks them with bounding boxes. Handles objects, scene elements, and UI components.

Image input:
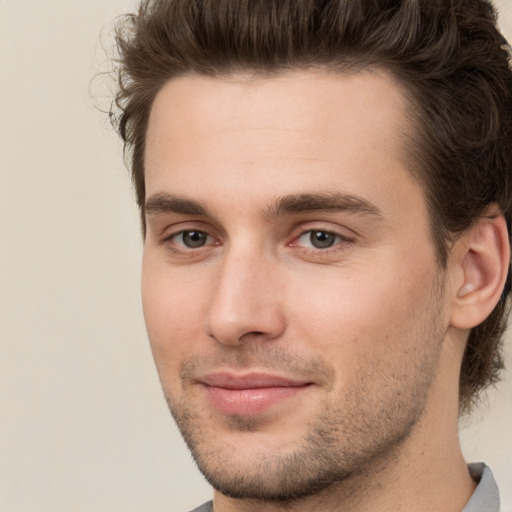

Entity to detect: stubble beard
[162,287,447,503]
[166,367,436,503]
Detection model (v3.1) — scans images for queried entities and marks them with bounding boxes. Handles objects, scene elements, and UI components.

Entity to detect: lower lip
[203,385,309,416]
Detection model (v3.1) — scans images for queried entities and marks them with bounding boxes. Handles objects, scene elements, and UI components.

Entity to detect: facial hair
[163,285,446,503]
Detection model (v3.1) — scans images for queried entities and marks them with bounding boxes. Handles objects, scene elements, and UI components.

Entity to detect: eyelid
[170,230,213,248]
[163,229,218,246]
[158,221,223,256]
[289,223,355,244]
[158,219,219,240]
[156,220,355,259]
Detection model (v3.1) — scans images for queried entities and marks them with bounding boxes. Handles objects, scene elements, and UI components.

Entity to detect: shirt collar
[462,463,501,512]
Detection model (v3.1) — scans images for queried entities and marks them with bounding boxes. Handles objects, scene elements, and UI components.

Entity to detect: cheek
[286,257,440,367]
[141,256,210,378]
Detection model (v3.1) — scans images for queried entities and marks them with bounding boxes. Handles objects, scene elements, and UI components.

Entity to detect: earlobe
[450,213,510,329]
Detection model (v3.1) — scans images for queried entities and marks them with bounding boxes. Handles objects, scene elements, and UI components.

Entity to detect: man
[110,1,512,510]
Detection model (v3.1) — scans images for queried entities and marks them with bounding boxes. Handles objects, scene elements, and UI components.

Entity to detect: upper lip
[199,372,312,390]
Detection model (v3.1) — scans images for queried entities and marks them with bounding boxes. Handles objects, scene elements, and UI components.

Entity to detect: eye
[295,230,349,249]
[172,230,212,249]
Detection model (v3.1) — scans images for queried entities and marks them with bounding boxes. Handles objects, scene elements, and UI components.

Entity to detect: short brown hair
[110,0,512,414]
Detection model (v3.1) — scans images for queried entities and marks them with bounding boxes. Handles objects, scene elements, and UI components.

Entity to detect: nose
[205,249,287,346]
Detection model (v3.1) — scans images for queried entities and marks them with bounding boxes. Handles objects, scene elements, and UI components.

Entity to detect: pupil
[310,231,335,249]
[183,231,207,248]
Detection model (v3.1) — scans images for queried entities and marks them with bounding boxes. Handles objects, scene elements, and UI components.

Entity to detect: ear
[449,212,510,329]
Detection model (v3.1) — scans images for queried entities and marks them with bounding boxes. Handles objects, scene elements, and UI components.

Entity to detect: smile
[199,372,313,416]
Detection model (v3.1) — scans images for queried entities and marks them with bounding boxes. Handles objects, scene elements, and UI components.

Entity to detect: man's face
[142,71,449,501]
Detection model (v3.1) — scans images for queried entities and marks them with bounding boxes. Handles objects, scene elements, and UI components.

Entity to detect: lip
[199,372,312,416]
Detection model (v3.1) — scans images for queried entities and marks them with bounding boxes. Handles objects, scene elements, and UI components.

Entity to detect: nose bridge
[205,242,285,345]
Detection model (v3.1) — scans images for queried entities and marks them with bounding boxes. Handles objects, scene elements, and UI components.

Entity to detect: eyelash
[161,227,354,258]
[292,229,353,251]
[162,230,217,252]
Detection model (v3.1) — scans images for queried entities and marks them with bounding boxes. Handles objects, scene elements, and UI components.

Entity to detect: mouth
[198,372,313,416]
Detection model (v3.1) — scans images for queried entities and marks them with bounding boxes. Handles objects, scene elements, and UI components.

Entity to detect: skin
[141,70,505,511]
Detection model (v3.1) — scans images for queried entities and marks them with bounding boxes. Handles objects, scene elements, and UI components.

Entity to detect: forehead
[146,70,409,170]
[144,70,422,219]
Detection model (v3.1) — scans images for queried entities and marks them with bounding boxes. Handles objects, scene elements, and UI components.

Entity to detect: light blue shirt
[463,463,500,512]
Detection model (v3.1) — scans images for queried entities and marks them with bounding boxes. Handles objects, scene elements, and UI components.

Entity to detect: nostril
[237,331,269,343]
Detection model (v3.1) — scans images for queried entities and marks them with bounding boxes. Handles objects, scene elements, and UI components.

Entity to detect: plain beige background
[1,1,511,511]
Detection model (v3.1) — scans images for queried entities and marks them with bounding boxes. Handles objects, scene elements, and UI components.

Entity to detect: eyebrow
[264,192,383,219]
[144,191,383,219]
[145,193,211,216]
